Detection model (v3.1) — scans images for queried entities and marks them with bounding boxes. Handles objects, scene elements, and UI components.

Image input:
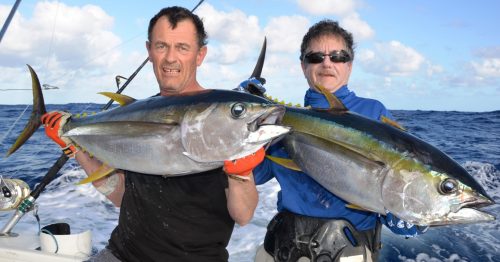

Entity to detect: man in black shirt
[41,6,261,261]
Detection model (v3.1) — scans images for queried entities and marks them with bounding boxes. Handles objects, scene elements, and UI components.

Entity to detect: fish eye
[231,103,246,118]
[438,178,458,195]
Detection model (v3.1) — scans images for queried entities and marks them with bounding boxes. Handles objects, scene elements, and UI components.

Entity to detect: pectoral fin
[314,84,347,111]
[76,164,115,185]
[381,116,406,131]
[265,155,302,171]
[345,203,369,211]
[99,92,137,106]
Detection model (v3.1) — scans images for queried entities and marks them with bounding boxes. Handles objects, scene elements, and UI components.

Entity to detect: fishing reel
[0,176,31,211]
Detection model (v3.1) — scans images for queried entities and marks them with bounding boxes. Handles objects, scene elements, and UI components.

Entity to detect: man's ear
[145,41,152,61]
[346,61,353,77]
[300,61,306,74]
[197,46,208,66]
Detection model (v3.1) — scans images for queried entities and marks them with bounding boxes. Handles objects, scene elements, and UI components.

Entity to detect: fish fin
[331,139,387,166]
[381,116,406,131]
[265,155,302,171]
[345,203,370,211]
[250,37,266,80]
[314,84,348,111]
[98,92,136,106]
[76,164,115,185]
[6,65,47,156]
[292,130,386,168]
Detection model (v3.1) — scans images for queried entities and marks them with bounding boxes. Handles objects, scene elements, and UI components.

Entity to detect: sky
[0,0,499,112]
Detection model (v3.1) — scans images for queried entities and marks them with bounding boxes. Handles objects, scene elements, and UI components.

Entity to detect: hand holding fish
[234,77,266,96]
[380,210,429,238]
[224,147,265,181]
[41,111,78,158]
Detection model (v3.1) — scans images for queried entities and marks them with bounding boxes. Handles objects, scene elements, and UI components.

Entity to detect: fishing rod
[0,0,206,236]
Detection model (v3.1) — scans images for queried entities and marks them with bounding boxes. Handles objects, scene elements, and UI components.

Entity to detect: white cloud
[473,46,500,59]
[471,58,500,78]
[426,62,443,77]
[0,2,121,70]
[358,41,425,76]
[195,5,310,94]
[438,48,500,89]
[340,13,375,41]
[383,77,392,87]
[295,0,374,42]
[0,2,142,105]
[264,15,310,53]
[197,3,262,64]
[296,0,358,16]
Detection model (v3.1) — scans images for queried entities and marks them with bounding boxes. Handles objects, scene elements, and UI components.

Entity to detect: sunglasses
[303,50,352,64]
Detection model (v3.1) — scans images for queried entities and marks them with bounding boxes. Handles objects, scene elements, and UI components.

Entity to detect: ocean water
[0,104,498,262]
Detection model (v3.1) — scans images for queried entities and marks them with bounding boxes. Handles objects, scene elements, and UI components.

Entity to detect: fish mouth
[434,207,496,226]
[461,193,495,209]
[248,104,286,132]
[432,194,496,226]
[245,105,290,144]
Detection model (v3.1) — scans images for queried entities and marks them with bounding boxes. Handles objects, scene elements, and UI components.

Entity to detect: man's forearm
[75,151,125,207]
[226,173,258,226]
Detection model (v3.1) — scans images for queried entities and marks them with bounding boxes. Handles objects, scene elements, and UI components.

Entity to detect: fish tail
[6,65,47,156]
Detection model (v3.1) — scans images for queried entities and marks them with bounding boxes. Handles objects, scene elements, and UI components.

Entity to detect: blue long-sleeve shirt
[254,85,403,232]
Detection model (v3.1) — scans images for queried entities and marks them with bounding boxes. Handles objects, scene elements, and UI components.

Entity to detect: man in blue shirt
[251,19,427,262]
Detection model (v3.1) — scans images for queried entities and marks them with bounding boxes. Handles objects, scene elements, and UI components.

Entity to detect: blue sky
[0,0,499,111]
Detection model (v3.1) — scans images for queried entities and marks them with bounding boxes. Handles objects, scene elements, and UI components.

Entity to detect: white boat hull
[0,233,89,262]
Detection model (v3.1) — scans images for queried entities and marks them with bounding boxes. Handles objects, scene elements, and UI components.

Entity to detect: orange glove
[41,111,78,157]
[224,147,265,181]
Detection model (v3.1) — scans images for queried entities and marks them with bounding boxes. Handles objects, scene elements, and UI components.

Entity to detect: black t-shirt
[107,168,234,262]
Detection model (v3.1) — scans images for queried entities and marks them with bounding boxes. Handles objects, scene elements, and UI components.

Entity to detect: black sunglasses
[303,50,352,64]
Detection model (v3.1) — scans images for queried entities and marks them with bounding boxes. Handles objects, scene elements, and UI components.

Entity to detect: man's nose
[164,49,177,62]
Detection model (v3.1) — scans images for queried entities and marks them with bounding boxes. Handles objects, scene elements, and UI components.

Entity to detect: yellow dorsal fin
[76,164,115,185]
[314,84,347,111]
[381,116,406,131]
[345,203,369,211]
[99,92,137,106]
[265,155,302,171]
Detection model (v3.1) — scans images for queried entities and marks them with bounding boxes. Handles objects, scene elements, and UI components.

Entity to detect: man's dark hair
[148,6,208,47]
[300,19,355,61]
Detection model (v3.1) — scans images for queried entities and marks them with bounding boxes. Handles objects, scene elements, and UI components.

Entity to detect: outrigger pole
[0,0,22,45]
[0,0,206,236]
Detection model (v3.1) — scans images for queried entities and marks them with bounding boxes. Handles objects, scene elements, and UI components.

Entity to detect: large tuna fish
[273,96,495,226]
[239,38,494,226]
[7,65,290,182]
